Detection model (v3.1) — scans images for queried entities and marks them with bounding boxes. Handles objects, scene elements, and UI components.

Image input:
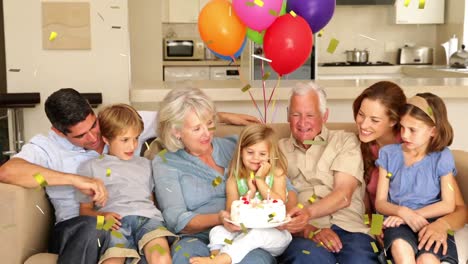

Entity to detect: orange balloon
[198,0,246,56]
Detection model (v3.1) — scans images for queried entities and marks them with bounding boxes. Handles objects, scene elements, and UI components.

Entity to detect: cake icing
[230,197,286,228]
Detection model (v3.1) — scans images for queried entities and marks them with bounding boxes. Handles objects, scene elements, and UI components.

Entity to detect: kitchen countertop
[131,77,468,103]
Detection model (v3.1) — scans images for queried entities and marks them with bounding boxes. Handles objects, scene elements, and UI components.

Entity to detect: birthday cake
[230,197,286,228]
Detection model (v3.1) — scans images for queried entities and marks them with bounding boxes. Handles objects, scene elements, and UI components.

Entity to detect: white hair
[288,81,327,116]
[157,86,216,152]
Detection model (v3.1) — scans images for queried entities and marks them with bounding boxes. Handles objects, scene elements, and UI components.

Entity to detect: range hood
[337,0,395,4]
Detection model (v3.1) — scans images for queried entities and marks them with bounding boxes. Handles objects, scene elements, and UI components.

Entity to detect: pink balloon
[232,0,283,31]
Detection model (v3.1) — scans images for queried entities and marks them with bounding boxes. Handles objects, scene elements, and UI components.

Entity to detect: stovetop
[320,61,394,67]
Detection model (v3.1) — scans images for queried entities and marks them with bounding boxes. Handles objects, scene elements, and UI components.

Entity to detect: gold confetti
[241,84,252,93]
[262,72,271,81]
[364,214,370,225]
[208,126,216,131]
[370,241,379,253]
[370,214,384,235]
[308,231,314,239]
[303,140,327,145]
[316,241,324,247]
[98,154,104,159]
[386,172,392,179]
[187,238,198,243]
[149,244,166,255]
[318,30,324,37]
[328,241,333,246]
[210,255,215,259]
[418,0,425,9]
[212,176,223,187]
[158,226,168,231]
[111,231,123,239]
[245,1,255,7]
[224,238,233,245]
[103,218,116,231]
[269,9,278,16]
[327,38,339,54]
[115,243,125,248]
[174,245,182,252]
[448,183,454,192]
[254,0,264,7]
[158,149,168,163]
[268,212,276,218]
[404,0,410,7]
[49,31,57,41]
[447,230,455,236]
[427,107,433,116]
[96,215,105,230]
[183,252,190,258]
[297,203,304,209]
[250,171,255,180]
[387,260,393,264]
[308,194,317,204]
[289,10,297,17]
[241,223,247,234]
[302,250,310,254]
[33,173,48,188]
[106,168,111,177]
[110,5,120,9]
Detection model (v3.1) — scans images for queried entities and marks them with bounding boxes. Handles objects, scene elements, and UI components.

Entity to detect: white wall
[3,0,131,141]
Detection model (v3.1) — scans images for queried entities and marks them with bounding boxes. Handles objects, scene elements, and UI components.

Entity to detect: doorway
[0,0,9,164]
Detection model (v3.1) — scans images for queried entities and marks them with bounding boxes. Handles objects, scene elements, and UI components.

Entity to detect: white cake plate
[224,216,291,229]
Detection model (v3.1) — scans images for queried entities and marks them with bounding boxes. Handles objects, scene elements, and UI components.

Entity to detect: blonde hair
[98,104,143,140]
[157,86,216,152]
[228,124,287,179]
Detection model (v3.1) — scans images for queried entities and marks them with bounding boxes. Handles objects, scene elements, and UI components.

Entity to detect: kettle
[449,44,468,68]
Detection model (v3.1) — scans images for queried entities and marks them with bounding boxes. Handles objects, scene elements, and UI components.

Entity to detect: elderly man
[0,88,259,264]
[278,82,378,263]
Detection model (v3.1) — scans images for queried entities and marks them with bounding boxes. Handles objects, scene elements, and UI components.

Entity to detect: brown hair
[352,81,406,183]
[403,93,453,152]
[98,104,144,140]
[228,124,287,179]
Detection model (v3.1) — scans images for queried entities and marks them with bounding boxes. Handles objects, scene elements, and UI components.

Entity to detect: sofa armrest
[0,182,53,264]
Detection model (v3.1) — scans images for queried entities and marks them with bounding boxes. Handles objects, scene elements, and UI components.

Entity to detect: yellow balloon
[198,0,246,56]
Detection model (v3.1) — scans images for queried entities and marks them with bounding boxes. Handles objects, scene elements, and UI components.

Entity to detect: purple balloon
[287,0,335,33]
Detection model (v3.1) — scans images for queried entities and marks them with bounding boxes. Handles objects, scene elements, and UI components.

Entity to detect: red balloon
[263,14,313,76]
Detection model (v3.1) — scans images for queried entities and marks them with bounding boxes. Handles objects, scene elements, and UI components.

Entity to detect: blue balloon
[209,37,247,62]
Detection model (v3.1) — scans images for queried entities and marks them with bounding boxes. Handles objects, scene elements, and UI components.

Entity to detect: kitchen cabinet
[162,0,205,23]
[394,0,444,24]
[336,0,394,5]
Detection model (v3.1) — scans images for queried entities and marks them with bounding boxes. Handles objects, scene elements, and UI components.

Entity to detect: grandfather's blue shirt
[375,144,456,211]
[14,131,105,224]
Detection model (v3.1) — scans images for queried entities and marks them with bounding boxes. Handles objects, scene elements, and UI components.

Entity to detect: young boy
[77,104,175,264]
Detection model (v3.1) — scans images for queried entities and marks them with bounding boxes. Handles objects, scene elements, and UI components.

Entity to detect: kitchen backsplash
[163,5,439,64]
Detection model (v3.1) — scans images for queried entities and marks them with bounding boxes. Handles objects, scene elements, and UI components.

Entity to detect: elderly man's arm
[306,172,358,219]
[217,112,260,125]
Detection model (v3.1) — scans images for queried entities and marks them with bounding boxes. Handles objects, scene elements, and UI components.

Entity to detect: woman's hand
[383,215,405,228]
[218,210,241,232]
[102,212,122,231]
[398,207,429,232]
[418,219,450,255]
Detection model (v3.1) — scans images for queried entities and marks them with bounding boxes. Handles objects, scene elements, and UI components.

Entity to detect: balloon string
[261,59,267,123]
[232,56,265,123]
[267,75,281,108]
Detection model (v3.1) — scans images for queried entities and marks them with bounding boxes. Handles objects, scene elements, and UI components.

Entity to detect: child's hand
[247,178,257,195]
[255,161,271,179]
[103,212,122,230]
[383,216,405,228]
[398,207,428,232]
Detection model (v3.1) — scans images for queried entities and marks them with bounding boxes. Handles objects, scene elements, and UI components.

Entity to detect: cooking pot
[345,49,369,64]
[449,44,468,68]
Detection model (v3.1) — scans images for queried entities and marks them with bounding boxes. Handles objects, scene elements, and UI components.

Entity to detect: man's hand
[418,219,449,255]
[398,207,429,232]
[218,210,241,232]
[218,112,260,125]
[278,206,309,234]
[72,176,108,207]
[312,228,343,253]
[103,212,122,231]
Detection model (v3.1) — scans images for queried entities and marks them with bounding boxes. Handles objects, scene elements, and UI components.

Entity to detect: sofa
[1,123,466,264]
